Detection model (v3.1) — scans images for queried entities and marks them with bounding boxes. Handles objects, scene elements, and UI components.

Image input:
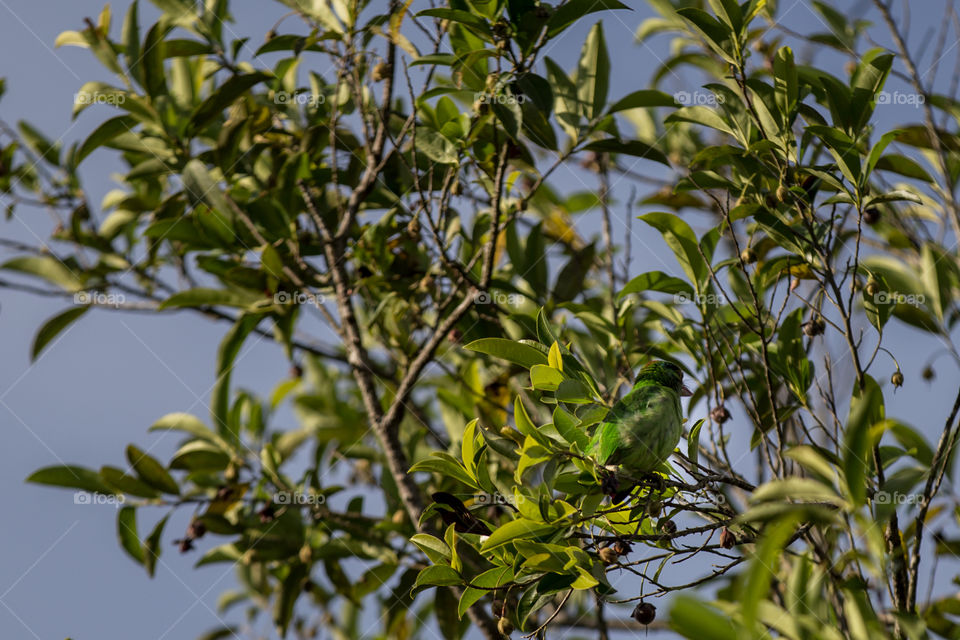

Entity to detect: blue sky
[1,1,960,639]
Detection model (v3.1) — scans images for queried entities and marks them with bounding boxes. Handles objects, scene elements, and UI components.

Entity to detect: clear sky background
[1,1,960,639]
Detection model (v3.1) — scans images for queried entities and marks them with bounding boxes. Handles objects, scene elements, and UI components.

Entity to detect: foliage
[4,0,960,639]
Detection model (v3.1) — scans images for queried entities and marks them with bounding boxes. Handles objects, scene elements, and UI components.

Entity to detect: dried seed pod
[710,404,731,424]
[891,371,904,387]
[613,540,632,556]
[720,527,736,549]
[371,62,390,82]
[497,616,514,636]
[803,317,826,337]
[922,366,935,381]
[187,519,206,539]
[632,602,656,625]
[598,547,619,564]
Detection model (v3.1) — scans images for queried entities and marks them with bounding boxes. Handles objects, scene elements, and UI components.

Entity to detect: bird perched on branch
[588,360,691,501]
[431,492,492,535]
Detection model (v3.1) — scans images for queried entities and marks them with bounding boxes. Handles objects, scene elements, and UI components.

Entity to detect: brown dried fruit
[613,540,632,556]
[720,527,736,549]
[599,547,619,564]
[187,520,206,539]
[803,317,826,337]
[891,371,904,387]
[710,404,731,424]
[632,602,656,625]
[497,616,514,636]
[863,208,880,225]
[371,62,390,82]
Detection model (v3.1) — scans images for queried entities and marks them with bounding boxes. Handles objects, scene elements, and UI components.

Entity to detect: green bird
[588,360,692,499]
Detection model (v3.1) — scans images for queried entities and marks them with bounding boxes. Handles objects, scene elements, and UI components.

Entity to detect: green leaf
[618,271,694,299]
[212,314,261,438]
[76,115,138,164]
[480,518,559,551]
[575,22,610,121]
[143,513,169,578]
[844,376,883,506]
[415,565,462,588]
[465,338,549,369]
[170,441,231,471]
[17,121,60,166]
[638,213,708,287]
[100,466,160,498]
[415,127,458,164]
[665,106,735,137]
[546,0,630,37]
[687,419,705,468]
[670,596,739,640]
[274,564,308,637]
[27,465,113,494]
[31,306,88,361]
[122,1,142,84]
[409,455,478,489]
[544,57,581,140]
[148,412,222,445]
[417,9,491,36]
[118,506,145,564]
[2,256,83,292]
[583,138,671,166]
[530,364,565,391]
[158,288,261,310]
[181,159,234,221]
[186,72,271,135]
[607,89,677,113]
[676,8,737,64]
[126,444,180,495]
[743,513,803,630]
[410,534,452,564]
[458,566,514,618]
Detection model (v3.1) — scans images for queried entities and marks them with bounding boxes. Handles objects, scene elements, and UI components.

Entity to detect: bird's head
[637,360,693,396]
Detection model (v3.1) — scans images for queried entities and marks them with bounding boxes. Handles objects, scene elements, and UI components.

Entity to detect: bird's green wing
[590,383,683,473]
[590,421,621,465]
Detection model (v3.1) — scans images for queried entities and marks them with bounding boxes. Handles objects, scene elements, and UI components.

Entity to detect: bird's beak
[680,384,693,397]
